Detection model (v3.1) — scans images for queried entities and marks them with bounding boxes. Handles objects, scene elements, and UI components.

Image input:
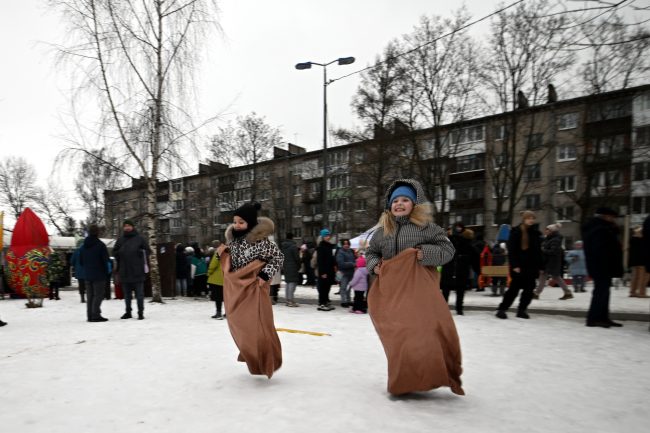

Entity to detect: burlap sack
[219,248,282,378]
[368,248,464,396]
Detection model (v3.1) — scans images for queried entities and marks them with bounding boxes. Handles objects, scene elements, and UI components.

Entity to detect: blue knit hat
[320,228,331,237]
[388,185,417,207]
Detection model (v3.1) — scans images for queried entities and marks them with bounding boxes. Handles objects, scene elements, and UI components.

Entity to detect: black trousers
[352,290,367,312]
[208,283,224,313]
[442,286,465,314]
[49,282,60,300]
[498,272,536,313]
[318,278,332,305]
[587,277,611,323]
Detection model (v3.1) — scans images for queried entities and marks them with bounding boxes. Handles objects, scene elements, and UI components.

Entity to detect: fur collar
[225,216,275,243]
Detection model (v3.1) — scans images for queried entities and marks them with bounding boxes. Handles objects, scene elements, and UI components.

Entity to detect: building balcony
[302,192,322,203]
[449,198,485,211]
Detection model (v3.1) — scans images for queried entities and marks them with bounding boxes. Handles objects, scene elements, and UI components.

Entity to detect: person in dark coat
[535,223,572,300]
[316,229,337,311]
[582,207,624,328]
[336,239,356,308]
[441,222,479,315]
[301,243,316,286]
[280,233,301,306]
[80,225,110,322]
[496,210,543,320]
[113,219,151,320]
[175,244,189,297]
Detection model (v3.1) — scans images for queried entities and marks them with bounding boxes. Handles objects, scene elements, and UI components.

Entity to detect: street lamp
[295,57,355,230]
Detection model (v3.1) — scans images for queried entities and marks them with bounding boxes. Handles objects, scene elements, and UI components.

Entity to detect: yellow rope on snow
[276,328,331,337]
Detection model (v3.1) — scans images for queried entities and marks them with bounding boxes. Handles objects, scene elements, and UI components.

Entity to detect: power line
[328,0,527,85]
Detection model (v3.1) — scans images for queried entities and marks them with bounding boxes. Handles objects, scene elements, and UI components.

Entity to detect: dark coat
[79,236,110,282]
[336,247,356,278]
[175,245,190,279]
[280,239,302,283]
[541,231,564,276]
[582,217,623,279]
[113,230,151,284]
[71,247,86,280]
[507,224,543,278]
[316,240,337,283]
[441,231,478,289]
[629,237,645,267]
[643,215,650,272]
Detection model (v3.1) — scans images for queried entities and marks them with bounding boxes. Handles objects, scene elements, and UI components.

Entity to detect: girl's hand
[513,267,521,273]
[374,264,381,275]
[416,249,423,260]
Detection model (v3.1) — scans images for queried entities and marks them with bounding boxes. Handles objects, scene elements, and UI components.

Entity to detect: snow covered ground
[1,285,649,433]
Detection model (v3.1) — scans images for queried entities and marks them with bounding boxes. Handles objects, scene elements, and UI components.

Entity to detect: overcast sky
[1,0,645,228]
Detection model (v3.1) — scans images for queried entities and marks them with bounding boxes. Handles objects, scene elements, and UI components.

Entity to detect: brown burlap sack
[219,248,282,378]
[368,248,464,396]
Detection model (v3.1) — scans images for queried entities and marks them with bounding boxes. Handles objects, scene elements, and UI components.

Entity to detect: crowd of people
[2,177,648,395]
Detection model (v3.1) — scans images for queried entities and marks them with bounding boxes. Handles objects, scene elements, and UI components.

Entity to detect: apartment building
[105,84,650,247]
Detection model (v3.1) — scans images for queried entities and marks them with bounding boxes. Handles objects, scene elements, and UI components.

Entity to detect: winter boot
[496,310,507,319]
[121,312,132,319]
[516,311,530,319]
[138,312,144,320]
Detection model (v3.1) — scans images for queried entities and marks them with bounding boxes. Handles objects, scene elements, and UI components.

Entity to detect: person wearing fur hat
[534,223,573,300]
[366,179,463,396]
[220,202,284,378]
[496,210,543,320]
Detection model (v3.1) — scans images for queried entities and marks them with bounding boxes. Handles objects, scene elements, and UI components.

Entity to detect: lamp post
[295,57,355,230]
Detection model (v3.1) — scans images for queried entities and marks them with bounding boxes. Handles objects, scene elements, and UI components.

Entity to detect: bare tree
[0,156,40,220]
[33,182,77,236]
[482,0,575,225]
[50,0,219,302]
[401,9,482,226]
[75,147,125,226]
[208,112,283,200]
[578,12,650,93]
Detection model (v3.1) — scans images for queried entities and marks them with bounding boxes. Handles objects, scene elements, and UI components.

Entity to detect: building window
[524,194,541,209]
[213,215,219,225]
[188,199,197,209]
[556,175,576,193]
[594,170,623,188]
[172,218,182,228]
[200,208,208,218]
[328,151,350,167]
[292,206,302,216]
[632,196,650,214]
[259,190,271,201]
[328,174,350,190]
[188,181,196,192]
[524,163,541,181]
[633,162,650,181]
[171,180,182,192]
[159,219,170,233]
[173,199,184,211]
[595,135,625,155]
[356,199,367,211]
[455,154,484,172]
[235,188,251,202]
[450,210,483,226]
[354,150,366,164]
[556,206,575,221]
[493,152,507,169]
[557,143,577,161]
[527,133,544,150]
[635,126,650,147]
[451,125,484,145]
[557,112,579,130]
[453,183,484,200]
[188,218,195,227]
[238,170,253,182]
[293,185,301,196]
[493,125,505,141]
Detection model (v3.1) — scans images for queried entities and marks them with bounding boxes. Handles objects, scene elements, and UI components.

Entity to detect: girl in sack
[219,202,284,378]
[365,179,464,396]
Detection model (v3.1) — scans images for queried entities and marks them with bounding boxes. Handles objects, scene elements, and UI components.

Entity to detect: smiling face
[390,196,414,217]
[233,215,248,231]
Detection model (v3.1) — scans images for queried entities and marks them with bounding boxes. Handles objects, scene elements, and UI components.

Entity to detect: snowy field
[1,287,649,433]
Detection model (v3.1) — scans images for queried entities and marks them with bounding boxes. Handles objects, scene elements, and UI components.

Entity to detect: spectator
[46,249,65,301]
[491,242,508,296]
[496,210,543,320]
[441,222,479,315]
[335,238,356,308]
[535,223,573,300]
[207,240,225,318]
[80,225,110,322]
[565,241,587,293]
[71,239,86,303]
[316,229,337,311]
[628,227,649,298]
[113,219,151,320]
[582,207,624,328]
[174,244,189,297]
[281,233,301,307]
[348,255,369,313]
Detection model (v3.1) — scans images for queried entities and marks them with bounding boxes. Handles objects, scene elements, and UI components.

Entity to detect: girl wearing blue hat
[365,179,464,396]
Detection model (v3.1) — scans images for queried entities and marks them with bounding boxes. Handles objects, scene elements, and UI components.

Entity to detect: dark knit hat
[123,219,135,227]
[234,202,261,229]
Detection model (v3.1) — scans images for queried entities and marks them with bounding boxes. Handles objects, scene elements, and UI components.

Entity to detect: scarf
[520,223,529,251]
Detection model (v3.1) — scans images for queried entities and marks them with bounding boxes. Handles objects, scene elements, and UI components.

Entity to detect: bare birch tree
[0,156,40,220]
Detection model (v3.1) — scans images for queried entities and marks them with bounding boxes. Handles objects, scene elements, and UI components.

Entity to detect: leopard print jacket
[224,217,284,279]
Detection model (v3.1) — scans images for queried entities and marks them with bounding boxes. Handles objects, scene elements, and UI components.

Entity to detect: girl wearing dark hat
[365,179,463,396]
[218,202,284,378]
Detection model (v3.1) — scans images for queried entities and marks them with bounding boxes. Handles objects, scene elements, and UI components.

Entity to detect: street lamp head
[337,57,355,65]
[295,62,312,70]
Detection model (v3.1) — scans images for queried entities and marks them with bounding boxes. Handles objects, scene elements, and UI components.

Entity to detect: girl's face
[524,216,536,226]
[233,215,248,231]
[390,196,414,217]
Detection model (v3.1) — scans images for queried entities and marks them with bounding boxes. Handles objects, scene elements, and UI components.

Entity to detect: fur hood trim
[225,216,275,243]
